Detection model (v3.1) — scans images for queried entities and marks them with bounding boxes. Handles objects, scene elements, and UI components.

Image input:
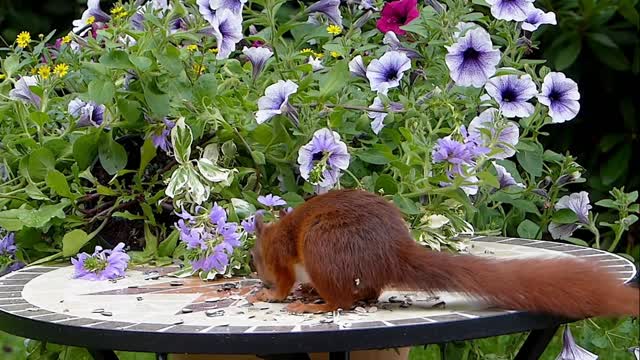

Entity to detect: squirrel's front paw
[247,288,280,303]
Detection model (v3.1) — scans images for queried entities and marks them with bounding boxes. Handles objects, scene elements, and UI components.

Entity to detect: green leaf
[155,44,183,74]
[158,230,179,257]
[618,0,639,27]
[252,151,266,165]
[374,174,398,195]
[30,112,49,127]
[393,194,421,215]
[194,73,218,101]
[100,50,133,69]
[552,209,579,224]
[517,220,540,239]
[356,147,391,165]
[231,198,256,219]
[130,55,153,71]
[28,147,55,181]
[88,79,115,104]
[62,229,90,257]
[600,144,631,185]
[117,99,143,126]
[281,192,305,207]
[0,199,70,231]
[197,159,233,182]
[113,211,146,220]
[550,33,582,70]
[144,223,158,255]
[516,143,543,177]
[73,132,99,170]
[170,118,193,164]
[98,133,128,175]
[46,170,72,198]
[144,80,170,117]
[595,199,617,209]
[477,170,500,188]
[138,136,157,179]
[318,60,349,98]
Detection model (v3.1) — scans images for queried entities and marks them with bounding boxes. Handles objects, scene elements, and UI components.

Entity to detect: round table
[0,236,637,360]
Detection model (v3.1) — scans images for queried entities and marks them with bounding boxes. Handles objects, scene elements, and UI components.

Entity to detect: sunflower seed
[206,310,225,317]
[368,306,378,313]
[170,281,184,287]
[101,312,113,317]
[182,308,193,314]
[91,309,105,314]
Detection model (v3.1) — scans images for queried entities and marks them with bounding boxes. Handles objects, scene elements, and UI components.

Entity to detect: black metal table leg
[156,353,168,360]
[329,352,350,360]
[89,349,119,360]
[514,326,560,360]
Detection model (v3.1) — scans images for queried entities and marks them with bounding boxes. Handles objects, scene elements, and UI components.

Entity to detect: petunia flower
[376,0,420,36]
[555,326,598,360]
[359,0,377,11]
[445,27,501,88]
[367,97,404,134]
[522,8,557,32]
[366,51,411,95]
[493,162,524,189]
[209,0,247,14]
[255,80,298,124]
[72,0,111,34]
[297,128,350,193]
[9,76,41,108]
[468,108,519,159]
[242,46,273,79]
[308,56,324,71]
[548,192,592,240]
[537,72,580,123]
[349,55,368,78]
[432,137,478,175]
[486,0,535,22]
[197,0,216,23]
[72,243,130,281]
[453,22,479,38]
[68,98,106,128]
[307,0,343,26]
[209,9,243,59]
[258,194,287,207]
[383,32,422,59]
[485,74,537,118]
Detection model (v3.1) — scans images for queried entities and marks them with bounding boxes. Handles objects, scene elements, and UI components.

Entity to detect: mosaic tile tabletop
[0,237,636,335]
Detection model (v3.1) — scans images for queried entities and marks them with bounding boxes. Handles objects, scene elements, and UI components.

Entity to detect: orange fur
[250,189,639,318]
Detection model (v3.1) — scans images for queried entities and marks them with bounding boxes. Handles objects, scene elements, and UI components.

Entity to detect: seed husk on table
[91,309,105,314]
[205,297,221,303]
[181,308,193,314]
[170,281,183,287]
[101,312,113,317]
[137,297,143,301]
[206,310,225,317]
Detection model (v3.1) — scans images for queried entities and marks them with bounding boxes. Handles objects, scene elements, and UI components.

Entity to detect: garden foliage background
[0,0,638,359]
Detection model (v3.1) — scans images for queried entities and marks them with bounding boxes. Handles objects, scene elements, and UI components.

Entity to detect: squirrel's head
[251,210,288,289]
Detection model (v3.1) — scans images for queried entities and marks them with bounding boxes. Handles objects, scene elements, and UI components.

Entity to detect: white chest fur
[294,263,311,284]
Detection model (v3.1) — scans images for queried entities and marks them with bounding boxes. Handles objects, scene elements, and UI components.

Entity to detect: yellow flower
[86,16,96,25]
[208,48,219,54]
[16,31,31,48]
[330,51,341,58]
[62,34,72,45]
[300,48,314,55]
[187,44,198,52]
[53,63,69,77]
[326,25,342,35]
[193,64,206,75]
[314,52,324,59]
[111,5,125,15]
[30,67,38,75]
[0,73,6,80]
[38,65,51,79]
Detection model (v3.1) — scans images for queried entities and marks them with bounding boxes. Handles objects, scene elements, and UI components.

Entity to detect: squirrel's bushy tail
[395,243,639,318]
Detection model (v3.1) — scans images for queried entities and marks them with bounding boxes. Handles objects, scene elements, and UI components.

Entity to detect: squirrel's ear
[254,212,264,234]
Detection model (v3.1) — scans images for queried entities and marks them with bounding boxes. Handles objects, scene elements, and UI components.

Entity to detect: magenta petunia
[376,0,420,36]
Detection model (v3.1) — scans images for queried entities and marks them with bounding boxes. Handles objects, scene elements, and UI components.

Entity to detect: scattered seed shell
[170,281,184,287]
[368,306,378,313]
[137,297,143,301]
[181,308,193,314]
[91,309,105,314]
[101,312,113,317]
[205,297,221,303]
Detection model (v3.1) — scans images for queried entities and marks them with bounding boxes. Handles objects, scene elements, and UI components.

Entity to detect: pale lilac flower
[241,216,256,234]
[209,0,247,14]
[555,326,598,360]
[0,232,24,276]
[367,97,403,134]
[256,80,298,124]
[486,0,535,22]
[152,119,175,153]
[366,51,411,95]
[242,46,273,79]
[359,0,377,11]
[432,137,476,174]
[538,72,580,123]
[298,128,350,192]
[446,28,501,88]
[549,192,591,240]
[485,75,537,118]
[453,22,478,38]
[72,243,130,281]
[308,56,324,71]
[72,0,111,34]
[468,108,519,159]
[197,0,216,23]
[307,0,343,26]
[629,347,639,360]
[210,9,243,59]
[68,98,105,128]
[0,233,17,256]
[493,162,524,189]
[209,202,227,226]
[383,32,422,59]
[9,76,41,108]
[349,55,367,78]
[522,8,557,32]
[258,194,287,207]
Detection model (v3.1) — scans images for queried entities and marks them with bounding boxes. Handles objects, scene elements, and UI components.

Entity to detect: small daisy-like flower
[53,63,69,77]
[38,65,51,79]
[193,63,206,75]
[62,34,72,44]
[314,52,324,58]
[327,25,342,35]
[187,44,198,52]
[87,16,96,24]
[330,51,341,58]
[16,31,31,48]
[300,48,314,55]
[208,48,219,54]
[110,5,125,15]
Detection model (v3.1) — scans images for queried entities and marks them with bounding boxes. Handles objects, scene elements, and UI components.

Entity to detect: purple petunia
[486,0,535,22]
[298,128,350,193]
[68,98,106,128]
[256,80,298,124]
[307,0,343,26]
[367,97,404,134]
[453,22,478,38]
[432,138,476,174]
[9,76,41,108]
[548,191,592,240]
[152,119,175,154]
[258,194,287,207]
[445,28,501,88]
[383,32,422,59]
[555,326,598,360]
[366,51,412,95]
[493,162,524,189]
[468,108,519,159]
[209,0,247,14]
[209,9,243,59]
[72,0,111,34]
[485,75,537,118]
[537,72,581,123]
[197,0,216,23]
[522,8,557,32]
[242,46,273,79]
[349,55,367,79]
[72,243,130,281]
[308,56,324,72]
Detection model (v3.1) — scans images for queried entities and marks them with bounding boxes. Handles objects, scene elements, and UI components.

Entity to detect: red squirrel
[248,189,640,318]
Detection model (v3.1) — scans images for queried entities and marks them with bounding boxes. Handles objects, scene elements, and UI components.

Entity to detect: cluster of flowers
[72,243,130,280]
[0,232,24,276]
